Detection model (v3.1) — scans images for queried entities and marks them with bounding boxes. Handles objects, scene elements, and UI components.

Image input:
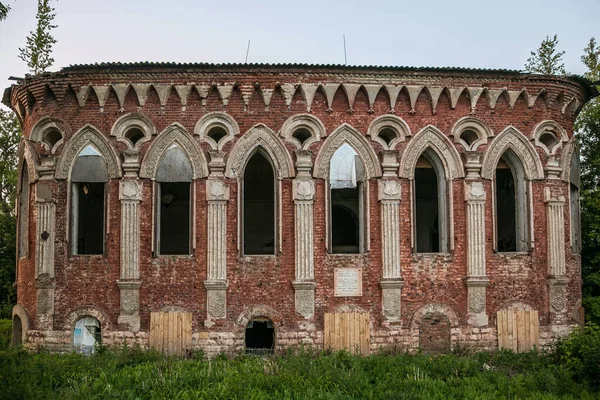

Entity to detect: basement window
[495,151,528,252]
[73,317,101,354]
[155,145,192,255]
[243,150,276,255]
[414,152,448,253]
[18,162,29,258]
[329,143,365,254]
[71,145,107,255]
[245,318,275,355]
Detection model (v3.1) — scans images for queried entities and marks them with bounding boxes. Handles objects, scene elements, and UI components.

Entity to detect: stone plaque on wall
[334,268,363,297]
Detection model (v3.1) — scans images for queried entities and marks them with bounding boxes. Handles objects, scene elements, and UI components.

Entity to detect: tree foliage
[18,0,57,75]
[0,2,10,21]
[0,110,21,314]
[576,38,600,324]
[524,34,567,75]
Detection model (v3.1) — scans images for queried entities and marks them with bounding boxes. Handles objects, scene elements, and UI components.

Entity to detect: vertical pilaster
[35,183,56,330]
[464,180,489,326]
[204,174,230,327]
[118,180,142,331]
[545,188,568,316]
[293,150,316,319]
[379,151,404,322]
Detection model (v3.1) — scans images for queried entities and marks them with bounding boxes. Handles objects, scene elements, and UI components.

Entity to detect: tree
[0,2,10,21]
[0,110,21,318]
[576,38,600,324]
[524,34,567,75]
[18,0,57,75]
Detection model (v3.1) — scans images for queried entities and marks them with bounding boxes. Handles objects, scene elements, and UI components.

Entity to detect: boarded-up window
[418,312,451,353]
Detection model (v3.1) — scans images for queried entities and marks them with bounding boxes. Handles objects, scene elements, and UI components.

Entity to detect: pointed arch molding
[225,124,294,179]
[140,123,208,179]
[55,125,121,179]
[399,125,465,180]
[560,138,579,183]
[481,126,544,180]
[19,141,40,185]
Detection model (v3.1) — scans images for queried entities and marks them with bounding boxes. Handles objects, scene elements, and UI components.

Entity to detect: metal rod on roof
[245,40,251,64]
[343,35,347,65]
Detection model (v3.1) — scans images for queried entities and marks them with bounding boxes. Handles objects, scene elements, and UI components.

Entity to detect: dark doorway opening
[331,190,359,254]
[12,315,22,346]
[75,182,105,254]
[159,182,191,255]
[415,166,439,252]
[243,152,275,255]
[245,318,275,355]
[496,168,517,252]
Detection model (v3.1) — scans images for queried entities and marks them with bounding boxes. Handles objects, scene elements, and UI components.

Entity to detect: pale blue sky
[1,0,599,110]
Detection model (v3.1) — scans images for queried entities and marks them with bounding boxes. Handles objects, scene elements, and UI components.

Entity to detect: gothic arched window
[18,162,29,258]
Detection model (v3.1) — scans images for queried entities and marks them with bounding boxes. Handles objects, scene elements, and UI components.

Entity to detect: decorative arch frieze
[313,123,382,179]
[531,120,568,155]
[18,141,40,185]
[280,113,326,150]
[450,116,493,151]
[367,115,410,150]
[55,124,121,179]
[225,124,294,179]
[410,303,459,329]
[64,305,111,331]
[194,111,240,151]
[110,112,156,149]
[140,123,208,179]
[481,126,544,180]
[398,125,465,180]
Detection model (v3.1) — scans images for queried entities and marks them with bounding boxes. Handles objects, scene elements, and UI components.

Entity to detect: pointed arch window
[569,149,581,254]
[329,143,365,254]
[155,145,192,255]
[18,162,29,258]
[495,150,529,252]
[414,150,449,253]
[243,150,276,255]
[71,145,107,255]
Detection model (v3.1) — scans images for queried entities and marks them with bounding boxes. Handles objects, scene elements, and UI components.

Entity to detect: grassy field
[1,323,599,399]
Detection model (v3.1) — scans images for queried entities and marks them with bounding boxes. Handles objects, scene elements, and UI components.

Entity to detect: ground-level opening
[73,316,101,354]
[245,317,275,355]
[12,315,22,346]
[418,312,451,354]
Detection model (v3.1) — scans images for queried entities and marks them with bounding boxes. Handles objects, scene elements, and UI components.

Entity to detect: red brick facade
[4,63,595,353]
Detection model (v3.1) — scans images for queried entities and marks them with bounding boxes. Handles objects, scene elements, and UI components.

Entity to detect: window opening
[12,315,22,346]
[124,127,144,146]
[292,128,311,145]
[207,127,228,144]
[243,151,275,255]
[156,145,192,255]
[245,318,275,355]
[459,129,478,148]
[414,153,448,253]
[378,128,398,146]
[18,163,29,258]
[73,317,101,354]
[539,131,559,153]
[330,144,364,254]
[42,128,62,149]
[71,145,107,255]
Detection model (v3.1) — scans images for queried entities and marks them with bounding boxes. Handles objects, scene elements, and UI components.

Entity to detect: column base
[547,276,569,314]
[205,280,228,328]
[380,278,404,322]
[465,276,489,327]
[293,281,316,319]
[117,281,141,332]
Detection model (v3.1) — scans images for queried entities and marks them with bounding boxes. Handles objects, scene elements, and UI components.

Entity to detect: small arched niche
[451,117,491,151]
[531,121,568,155]
[367,115,410,150]
[73,316,102,354]
[245,317,275,355]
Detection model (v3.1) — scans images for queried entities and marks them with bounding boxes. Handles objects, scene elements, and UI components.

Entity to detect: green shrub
[551,322,600,389]
[0,319,10,350]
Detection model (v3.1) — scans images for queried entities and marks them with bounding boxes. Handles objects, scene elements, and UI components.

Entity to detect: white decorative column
[35,183,56,330]
[118,180,142,331]
[205,151,230,328]
[293,150,316,319]
[545,187,568,316]
[464,163,489,326]
[379,151,404,322]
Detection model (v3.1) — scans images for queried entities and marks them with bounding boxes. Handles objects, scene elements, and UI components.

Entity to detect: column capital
[464,181,486,202]
[544,187,565,204]
[204,280,229,290]
[464,276,490,287]
[465,152,482,180]
[381,150,399,177]
[208,150,226,176]
[293,178,315,201]
[378,179,401,201]
[122,149,141,177]
[206,179,230,202]
[292,281,316,290]
[117,280,142,290]
[119,180,142,201]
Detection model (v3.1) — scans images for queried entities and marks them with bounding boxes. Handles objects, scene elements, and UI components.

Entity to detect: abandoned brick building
[3,63,597,354]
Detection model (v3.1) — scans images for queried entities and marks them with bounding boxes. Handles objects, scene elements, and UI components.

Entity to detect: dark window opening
[292,128,311,145]
[18,164,29,258]
[42,129,62,149]
[570,183,581,254]
[245,318,274,355]
[540,132,559,153]
[208,127,228,144]
[415,165,440,252]
[460,129,478,148]
[12,315,22,347]
[74,182,105,255]
[125,128,144,146]
[331,190,360,253]
[243,151,275,255]
[496,167,517,252]
[379,128,397,146]
[159,182,191,255]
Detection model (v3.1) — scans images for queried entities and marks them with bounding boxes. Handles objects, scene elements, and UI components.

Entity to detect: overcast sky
[1,0,599,110]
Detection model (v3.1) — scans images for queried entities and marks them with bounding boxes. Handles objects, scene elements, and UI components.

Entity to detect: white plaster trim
[560,138,579,183]
[280,113,326,150]
[450,116,493,151]
[367,115,410,150]
[29,116,64,154]
[18,141,40,184]
[531,120,568,156]
[110,112,156,149]
[194,112,240,151]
